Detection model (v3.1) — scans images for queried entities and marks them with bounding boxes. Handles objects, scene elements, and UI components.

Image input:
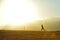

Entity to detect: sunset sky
[0,0,60,31]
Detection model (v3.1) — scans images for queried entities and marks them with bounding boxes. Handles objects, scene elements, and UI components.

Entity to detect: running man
[41,24,45,31]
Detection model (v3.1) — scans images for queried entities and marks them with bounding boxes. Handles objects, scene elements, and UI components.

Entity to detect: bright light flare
[1,0,43,26]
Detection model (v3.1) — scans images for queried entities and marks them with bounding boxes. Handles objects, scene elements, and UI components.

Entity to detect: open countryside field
[0,30,60,40]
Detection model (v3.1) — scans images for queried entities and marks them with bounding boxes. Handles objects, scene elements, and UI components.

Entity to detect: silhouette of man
[41,24,45,31]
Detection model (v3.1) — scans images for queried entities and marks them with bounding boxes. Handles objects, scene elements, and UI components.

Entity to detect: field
[0,30,60,40]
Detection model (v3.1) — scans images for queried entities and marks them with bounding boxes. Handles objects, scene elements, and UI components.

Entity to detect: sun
[1,0,43,26]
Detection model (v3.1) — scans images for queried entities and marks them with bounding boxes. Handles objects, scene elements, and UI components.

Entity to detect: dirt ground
[0,30,60,40]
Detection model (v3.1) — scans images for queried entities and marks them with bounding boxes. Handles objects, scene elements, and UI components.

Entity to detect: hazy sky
[0,0,60,31]
[32,0,60,18]
[1,0,60,22]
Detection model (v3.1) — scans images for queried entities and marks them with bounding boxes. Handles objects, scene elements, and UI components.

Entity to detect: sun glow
[1,0,43,26]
